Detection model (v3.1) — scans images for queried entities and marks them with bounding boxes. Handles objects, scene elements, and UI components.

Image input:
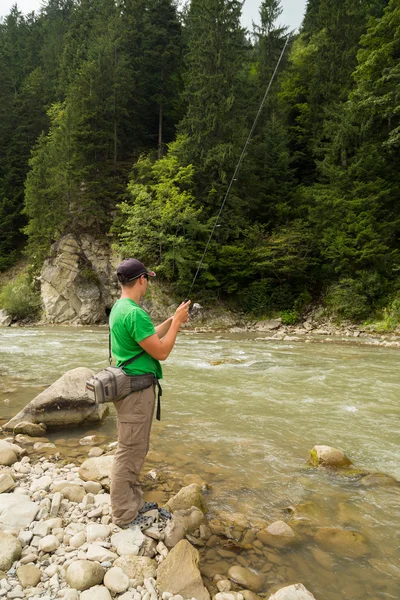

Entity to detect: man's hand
[173,300,191,325]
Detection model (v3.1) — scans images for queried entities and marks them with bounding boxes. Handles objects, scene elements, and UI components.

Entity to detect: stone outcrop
[309,445,352,468]
[156,540,210,600]
[3,368,108,431]
[0,309,12,327]
[40,234,119,324]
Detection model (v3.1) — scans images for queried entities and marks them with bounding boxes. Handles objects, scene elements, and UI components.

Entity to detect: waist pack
[86,351,163,420]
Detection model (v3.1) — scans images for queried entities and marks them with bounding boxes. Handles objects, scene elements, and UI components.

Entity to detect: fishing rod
[186,34,290,306]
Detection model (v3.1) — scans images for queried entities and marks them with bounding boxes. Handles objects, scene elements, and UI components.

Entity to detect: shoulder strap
[109,312,145,368]
[120,351,145,368]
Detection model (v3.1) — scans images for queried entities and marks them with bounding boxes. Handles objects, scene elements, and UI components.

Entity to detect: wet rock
[227,566,265,593]
[16,564,41,587]
[156,540,210,600]
[0,532,22,570]
[209,511,249,541]
[310,548,335,570]
[80,585,112,600]
[358,473,400,487]
[65,559,106,591]
[0,473,15,494]
[256,521,297,548]
[164,484,205,513]
[173,507,205,534]
[267,583,316,599]
[314,527,368,558]
[103,566,130,593]
[309,445,351,468]
[13,422,47,437]
[0,494,39,530]
[3,368,108,430]
[113,556,156,582]
[79,456,114,490]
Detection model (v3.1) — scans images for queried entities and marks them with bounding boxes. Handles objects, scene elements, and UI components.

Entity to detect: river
[0,327,399,599]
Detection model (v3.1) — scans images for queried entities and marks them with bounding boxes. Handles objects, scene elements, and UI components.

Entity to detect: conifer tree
[178,0,248,209]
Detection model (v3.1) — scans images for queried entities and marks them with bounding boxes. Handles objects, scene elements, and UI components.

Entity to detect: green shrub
[240,279,274,315]
[325,272,385,322]
[372,295,400,331]
[0,273,42,321]
[280,309,299,325]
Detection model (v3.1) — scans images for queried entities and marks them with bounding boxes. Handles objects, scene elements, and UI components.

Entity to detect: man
[109,258,190,530]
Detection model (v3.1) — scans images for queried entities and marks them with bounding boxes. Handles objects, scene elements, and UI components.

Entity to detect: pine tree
[178,0,248,206]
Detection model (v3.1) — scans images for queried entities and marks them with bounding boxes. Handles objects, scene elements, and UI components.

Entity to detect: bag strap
[120,351,145,369]
[109,324,145,368]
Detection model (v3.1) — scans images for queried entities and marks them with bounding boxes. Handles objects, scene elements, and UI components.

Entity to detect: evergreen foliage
[0,0,399,321]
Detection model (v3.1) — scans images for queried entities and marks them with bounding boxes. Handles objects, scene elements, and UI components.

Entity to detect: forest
[0,0,399,324]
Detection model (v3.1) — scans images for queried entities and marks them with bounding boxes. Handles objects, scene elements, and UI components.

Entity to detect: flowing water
[0,327,399,599]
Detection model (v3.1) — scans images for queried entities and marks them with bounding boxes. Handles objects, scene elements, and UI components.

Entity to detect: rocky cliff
[40,234,119,325]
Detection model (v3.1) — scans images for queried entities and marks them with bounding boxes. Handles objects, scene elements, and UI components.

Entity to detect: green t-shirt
[109,298,162,379]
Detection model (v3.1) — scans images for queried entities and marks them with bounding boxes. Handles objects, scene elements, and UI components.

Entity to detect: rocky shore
[1,434,399,600]
[0,436,322,600]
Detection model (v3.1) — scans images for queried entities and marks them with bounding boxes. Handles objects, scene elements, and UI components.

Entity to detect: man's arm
[155,317,173,339]
[139,301,190,360]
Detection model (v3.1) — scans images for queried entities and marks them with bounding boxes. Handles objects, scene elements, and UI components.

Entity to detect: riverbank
[0,436,324,600]
[1,435,399,600]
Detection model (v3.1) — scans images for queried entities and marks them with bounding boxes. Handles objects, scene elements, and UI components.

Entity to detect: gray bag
[86,366,155,404]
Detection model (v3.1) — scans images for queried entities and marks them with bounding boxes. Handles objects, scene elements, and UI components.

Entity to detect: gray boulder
[3,367,108,430]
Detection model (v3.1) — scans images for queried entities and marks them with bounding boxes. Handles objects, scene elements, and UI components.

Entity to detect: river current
[0,327,399,599]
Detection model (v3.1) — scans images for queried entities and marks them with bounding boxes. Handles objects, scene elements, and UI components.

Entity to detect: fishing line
[186,34,290,301]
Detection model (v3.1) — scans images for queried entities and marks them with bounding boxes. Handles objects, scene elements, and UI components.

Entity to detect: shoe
[158,507,172,520]
[139,501,159,513]
[121,514,155,531]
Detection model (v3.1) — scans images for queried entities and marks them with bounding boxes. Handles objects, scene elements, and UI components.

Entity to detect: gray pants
[110,385,155,527]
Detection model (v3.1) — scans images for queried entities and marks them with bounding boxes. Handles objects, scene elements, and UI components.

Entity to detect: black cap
[117,259,156,283]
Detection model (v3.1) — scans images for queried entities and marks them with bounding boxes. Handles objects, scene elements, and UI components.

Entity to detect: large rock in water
[3,368,108,430]
[156,539,210,600]
[40,234,119,324]
[309,445,352,468]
